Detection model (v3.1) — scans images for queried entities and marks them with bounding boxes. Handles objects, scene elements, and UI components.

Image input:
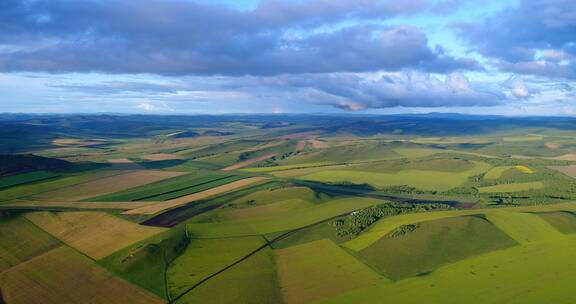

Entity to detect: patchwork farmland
[4,114,576,303]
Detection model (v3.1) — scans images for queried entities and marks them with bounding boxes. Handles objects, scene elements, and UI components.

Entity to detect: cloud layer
[0,0,479,75]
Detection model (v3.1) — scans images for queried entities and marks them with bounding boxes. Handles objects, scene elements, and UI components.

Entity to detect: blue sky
[0,0,574,115]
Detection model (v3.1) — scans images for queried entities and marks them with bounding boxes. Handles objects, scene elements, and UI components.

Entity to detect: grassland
[276,239,384,303]
[357,215,517,279]
[98,228,188,298]
[0,246,165,304]
[536,211,576,234]
[237,197,385,234]
[325,235,576,304]
[299,161,491,191]
[168,236,266,297]
[174,246,282,304]
[477,181,545,193]
[24,211,166,259]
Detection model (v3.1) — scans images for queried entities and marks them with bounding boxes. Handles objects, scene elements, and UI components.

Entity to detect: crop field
[0,171,60,190]
[24,211,166,259]
[276,239,383,303]
[0,246,165,304]
[32,170,185,201]
[0,216,60,272]
[90,172,240,201]
[484,165,534,179]
[123,176,268,215]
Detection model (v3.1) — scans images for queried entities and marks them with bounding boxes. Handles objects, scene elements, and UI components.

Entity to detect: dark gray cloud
[456,0,576,78]
[0,0,479,75]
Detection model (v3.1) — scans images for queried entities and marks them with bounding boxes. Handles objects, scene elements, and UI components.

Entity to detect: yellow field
[0,246,165,304]
[123,177,268,215]
[32,170,185,201]
[24,211,166,259]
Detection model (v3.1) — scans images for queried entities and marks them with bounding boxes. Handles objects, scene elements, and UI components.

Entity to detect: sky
[0,0,575,115]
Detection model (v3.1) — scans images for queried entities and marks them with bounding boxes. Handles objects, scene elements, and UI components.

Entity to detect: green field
[299,161,491,191]
[0,171,61,190]
[0,215,61,272]
[168,236,265,298]
[276,239,384,303]
[534,211,576,234]
[356,215,517,279]
[477,181,545,193]
[174,246,282,304]
[89,173,243,201]
[98,228,188,298]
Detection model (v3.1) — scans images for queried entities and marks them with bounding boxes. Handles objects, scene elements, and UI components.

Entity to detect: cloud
[455,0,576,79]
[0,0,480,75]
[504,77,531,99]
[276,71,505,110]
[135,100,173,112]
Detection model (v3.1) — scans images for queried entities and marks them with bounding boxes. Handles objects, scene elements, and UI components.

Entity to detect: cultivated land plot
[123,177,268,215]
[0,216,60,272]
[236,197,385,234]
[1,199,159,210]
[224,198,311,220]
[176,247,281,304]
[0,171,60,190]
[222,153,277,171]
[24,211,166,259]
[141,153,185,161]
[477,181,545,193]
[276,239,384,304]
[548,165,576,178]
[300,161,492,191]
[324,235,576,304]
[536,211,576,234]
[484,165,533,179]
[0,246,165,304]
[90,172,237,202]
[167,236,265,297]
[32,170,185,201]
[357,215,518,280]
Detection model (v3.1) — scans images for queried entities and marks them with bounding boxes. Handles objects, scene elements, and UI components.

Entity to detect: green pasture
[168,236,265,298]
[175,246,281,304]
[357,215,517,280]
[276,239,383,304]
[477,181,545,193]
[299,161,492,191]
